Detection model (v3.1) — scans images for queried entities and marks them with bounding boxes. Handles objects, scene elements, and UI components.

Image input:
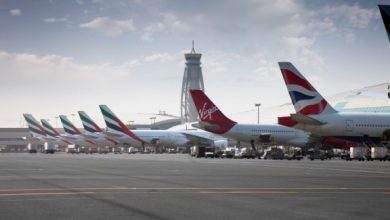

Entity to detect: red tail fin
[190,90,236,134]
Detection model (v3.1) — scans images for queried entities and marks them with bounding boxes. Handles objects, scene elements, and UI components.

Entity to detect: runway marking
[200,191,297,194]
[0,187,389,193]
[0,192,94,197]
[253,163,390,175]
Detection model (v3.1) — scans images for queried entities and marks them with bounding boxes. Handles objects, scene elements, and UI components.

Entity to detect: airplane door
[346,120,353,132]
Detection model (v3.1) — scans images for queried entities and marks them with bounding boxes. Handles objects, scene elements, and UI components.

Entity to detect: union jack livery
[278,61,390,145]
[278,62,336,116]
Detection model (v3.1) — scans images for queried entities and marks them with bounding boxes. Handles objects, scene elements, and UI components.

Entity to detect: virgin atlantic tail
[189,90,237,134]
[278,62,336,116]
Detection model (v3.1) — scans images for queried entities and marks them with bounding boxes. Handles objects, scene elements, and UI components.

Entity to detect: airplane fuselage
[295,112,390,143]
[202,123,309,147]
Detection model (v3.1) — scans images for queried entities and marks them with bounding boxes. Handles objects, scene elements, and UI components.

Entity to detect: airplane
[59,115,96,149]
[78,111,120,147]
[23,114,71,153]
[99,105,228,150]
[189,89,310,151]
[278,62,390,146]
[379,5,390,42]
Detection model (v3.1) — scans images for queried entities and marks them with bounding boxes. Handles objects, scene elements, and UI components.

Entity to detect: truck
[367,147,388,161]
[66,145,77,154]
[128,147,139,154]
[27,143,38,153]
[346,146,368,161]
[262,147,284,160]
[43,142,56,154]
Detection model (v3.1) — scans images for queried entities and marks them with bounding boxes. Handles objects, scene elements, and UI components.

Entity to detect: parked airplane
[278,62,390,146]
[23,114,71,153]
[99,105,228,150]
[40,119,73,145]
[78,111,119,146]
[59,115,96,147]
[189,89,310,150]
[379,5,390,42]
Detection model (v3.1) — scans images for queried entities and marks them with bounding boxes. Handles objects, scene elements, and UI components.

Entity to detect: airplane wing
[180,132,215,146]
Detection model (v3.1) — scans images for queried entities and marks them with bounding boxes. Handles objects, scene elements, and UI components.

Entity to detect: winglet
[189,90,236,134]
[278,62,336,115]
[99,105,144,143]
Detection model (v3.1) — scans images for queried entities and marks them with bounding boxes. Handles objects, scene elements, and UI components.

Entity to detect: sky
[1,0,390,128]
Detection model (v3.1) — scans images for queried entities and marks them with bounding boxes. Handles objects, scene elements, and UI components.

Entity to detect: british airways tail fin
[78,111,103,133]
[379,5,390,42]
[23,114,46,138]
[59,115,82,135]
[40,119,60,138]
[278,62,336,115]
[189,89,236,134]
[99,105,144,143]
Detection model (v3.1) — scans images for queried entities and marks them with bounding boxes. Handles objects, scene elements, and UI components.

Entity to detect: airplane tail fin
[78,111,103,133]
[379,5,390,42]
[189,89,236,134]
[40,119,60,138]
[278,62,336,115]
[59,115,82,135]
[23,114,46,137]
[99,105,144,143]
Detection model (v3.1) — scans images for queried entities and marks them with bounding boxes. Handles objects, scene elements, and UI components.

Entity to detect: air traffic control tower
[180,41,205,123]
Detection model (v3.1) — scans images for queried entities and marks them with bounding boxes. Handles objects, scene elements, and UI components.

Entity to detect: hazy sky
[1,0,389,127]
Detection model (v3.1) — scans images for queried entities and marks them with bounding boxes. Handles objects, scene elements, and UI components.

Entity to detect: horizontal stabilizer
[290,113,325,126]
[278,116,298,127]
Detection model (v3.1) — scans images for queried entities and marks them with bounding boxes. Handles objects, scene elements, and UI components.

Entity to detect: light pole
[149,117,156,125]
[128,120,134,129]
[71,114,75,124]
[55,116,59,128]
[255,103,261,124]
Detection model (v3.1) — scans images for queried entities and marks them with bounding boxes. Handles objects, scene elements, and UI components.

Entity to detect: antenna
[191,40,196,53]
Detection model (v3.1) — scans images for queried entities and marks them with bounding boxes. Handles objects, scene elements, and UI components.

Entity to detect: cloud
[144,53,174,63]
[0,50,141,88]
[141,13,189,41]
[322,4,376,29]
[283,36,324,67]
[9,9,21,16]
[80,17,136,36]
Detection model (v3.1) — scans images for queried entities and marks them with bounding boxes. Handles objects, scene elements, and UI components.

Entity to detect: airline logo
[379,5,390,42]
[199,103,219,121]
[278,62,334,115]
[23,114,46,137]
[189,90,237,134]
[41,119,60,138]
[99,105,144,143]
[59,115,81,135]
[78,111,102,133]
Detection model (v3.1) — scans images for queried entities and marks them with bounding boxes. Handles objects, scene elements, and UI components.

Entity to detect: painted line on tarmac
[253,163,390,175]
[0,192,94,197]
[1,187,390,192]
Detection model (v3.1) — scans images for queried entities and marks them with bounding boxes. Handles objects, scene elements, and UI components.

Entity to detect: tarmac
[0,153,389,220]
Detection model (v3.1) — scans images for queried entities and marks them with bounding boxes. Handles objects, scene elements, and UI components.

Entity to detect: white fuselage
[215,124,309,147]
[81,132,118,147]
[106,126,227,148]
[294,112,390,143]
